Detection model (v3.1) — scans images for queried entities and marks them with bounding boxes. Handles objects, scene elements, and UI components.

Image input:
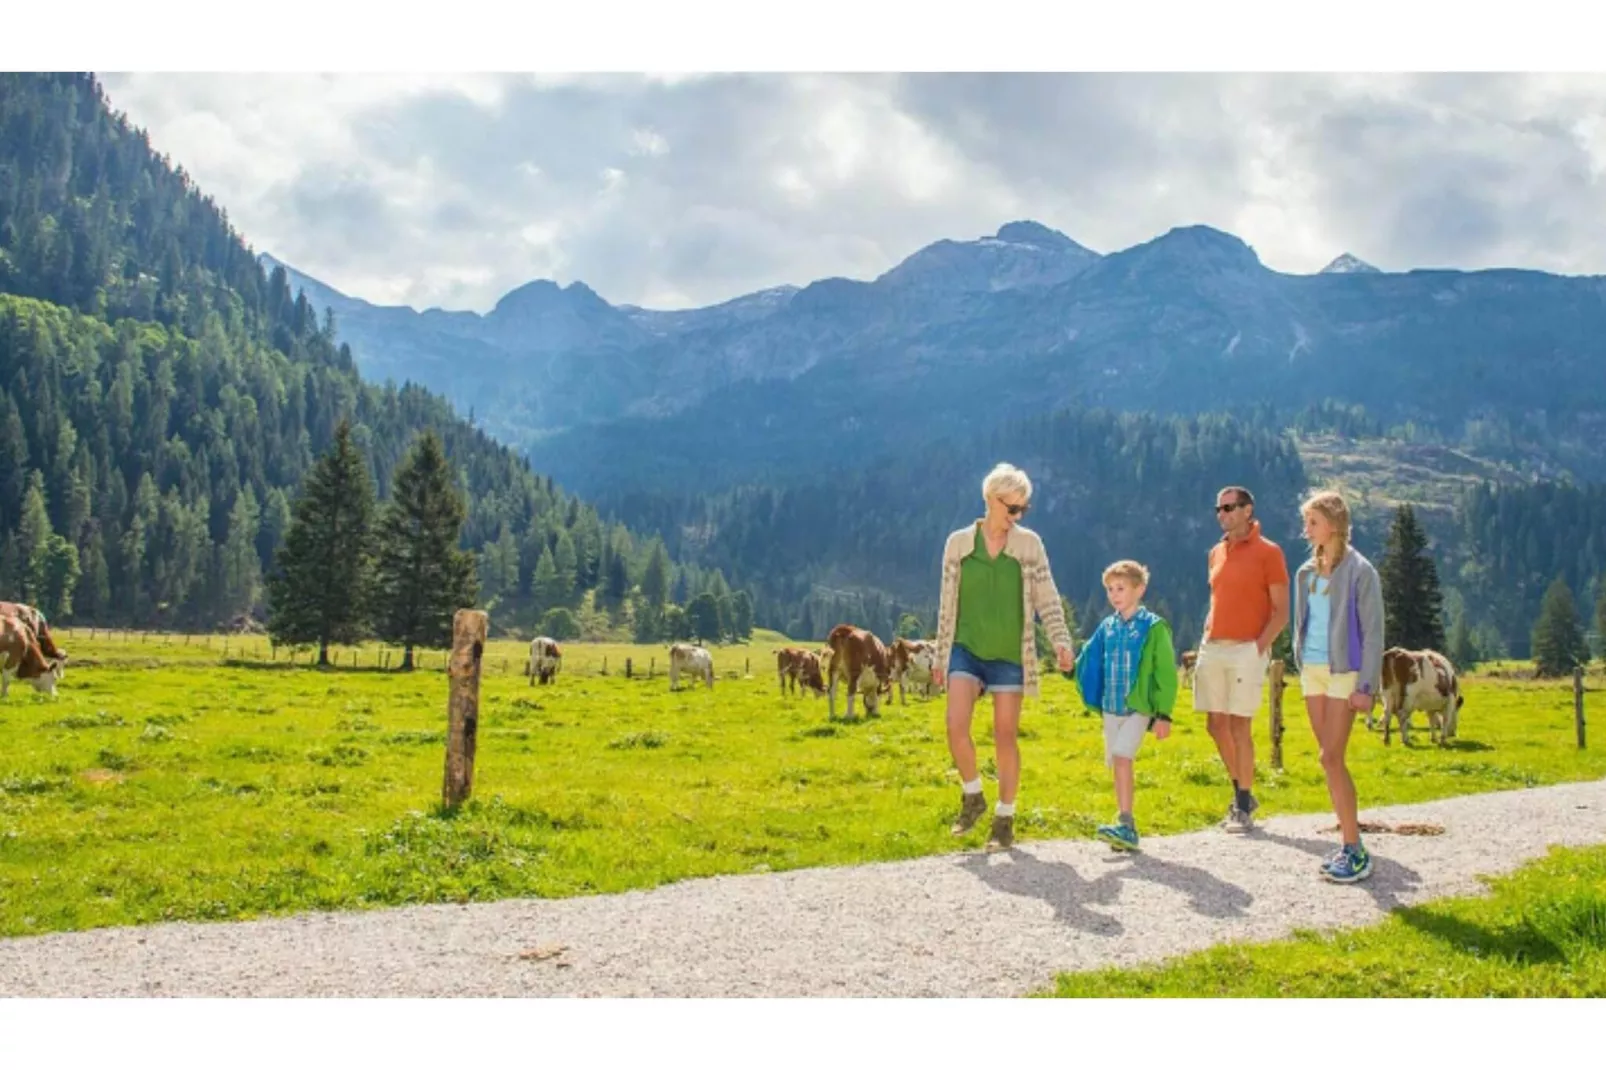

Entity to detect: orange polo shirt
[1202,521,1289,642]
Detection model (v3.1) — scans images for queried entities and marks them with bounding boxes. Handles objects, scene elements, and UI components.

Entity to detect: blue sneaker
[1096,821,1140,852]
[1318,844,1346,874]
[1323,843,1373,883]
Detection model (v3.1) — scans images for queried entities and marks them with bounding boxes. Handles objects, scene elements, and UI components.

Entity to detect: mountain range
[272,220,1606,499]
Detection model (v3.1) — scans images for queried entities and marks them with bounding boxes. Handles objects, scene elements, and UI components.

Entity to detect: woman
[933,463,1076,851]
[1291,490,1385,883]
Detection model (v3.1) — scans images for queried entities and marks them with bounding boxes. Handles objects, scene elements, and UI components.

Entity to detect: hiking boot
[984,814,1015,852]
[1322,843,1373,884]
[950,791,987,835]
[1096,821,1140,852]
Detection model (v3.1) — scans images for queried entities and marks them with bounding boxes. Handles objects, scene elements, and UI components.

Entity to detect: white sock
[961,778,983,795]
[995,801,1015,817]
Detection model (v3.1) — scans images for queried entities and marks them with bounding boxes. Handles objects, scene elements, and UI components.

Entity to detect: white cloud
[97,72,1606,312]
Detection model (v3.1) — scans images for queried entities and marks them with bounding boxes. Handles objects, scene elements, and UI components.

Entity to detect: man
[1193,486,1289,832]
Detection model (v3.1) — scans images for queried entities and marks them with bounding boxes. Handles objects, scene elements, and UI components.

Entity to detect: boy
[1073,560,1178,851]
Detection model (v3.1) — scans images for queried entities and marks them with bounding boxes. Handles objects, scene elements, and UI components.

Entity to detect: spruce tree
[266,421,376,666]
[1531,576,1588,677]
[639,540,670,609]
[730,590,754,641]
[371,431,478,670]
[687,592,721,643]
[1596,582,1606,665]
[1447,613,1479,671]
[1379,504,1446,652]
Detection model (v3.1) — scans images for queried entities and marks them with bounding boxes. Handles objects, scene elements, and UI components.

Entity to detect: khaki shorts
[1300,663,1359,701]
[1102,713,1149,766]
[1192,639,1269,718]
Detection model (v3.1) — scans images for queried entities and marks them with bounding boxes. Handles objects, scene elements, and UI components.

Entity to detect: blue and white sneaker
[1323,843,1373,883]
[1318,844,1346,874]
[1097,821,1140,852]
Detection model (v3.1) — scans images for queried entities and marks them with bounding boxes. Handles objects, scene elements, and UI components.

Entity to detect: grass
[1045,843,1606,996]
[1,630,1603,938]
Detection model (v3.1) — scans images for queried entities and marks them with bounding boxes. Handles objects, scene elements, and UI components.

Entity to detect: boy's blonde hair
[1300,490,1352,576]
[1102,560,1150,587]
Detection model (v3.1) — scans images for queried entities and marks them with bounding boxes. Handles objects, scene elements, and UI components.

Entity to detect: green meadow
[1,630,1601,938]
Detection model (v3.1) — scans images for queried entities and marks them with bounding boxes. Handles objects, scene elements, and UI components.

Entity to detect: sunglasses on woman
[1002,501,1030,517]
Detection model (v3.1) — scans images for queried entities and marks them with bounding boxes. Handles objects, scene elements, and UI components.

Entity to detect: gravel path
[4,779,1604,997]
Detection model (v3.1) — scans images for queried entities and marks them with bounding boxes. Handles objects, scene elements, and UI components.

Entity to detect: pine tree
[687,592,721,643]
[531,546,563,616]
[730,590,754,641]
[371,431,478,670]
[220,486,262,623]
[266,421,376,666]
[640,540,670,609]
[16,470,53,602]
[896,612,924,640]
[1447,612,1480,671]
[553,529,579,608]
[1596,582,1606,665]
[1531,576,1589,677]
[1379,504,1446,652]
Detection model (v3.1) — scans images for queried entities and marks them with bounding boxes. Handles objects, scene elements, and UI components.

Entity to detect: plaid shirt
[1099,609,1148,715]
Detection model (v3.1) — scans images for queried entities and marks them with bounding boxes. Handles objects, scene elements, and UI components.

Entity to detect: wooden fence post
[1576,666,1587,749]
[443,609,488,810]
[650,657,655,679]
[602,656,608,676]
[1268,660,1286,771]
[625,657,633,679]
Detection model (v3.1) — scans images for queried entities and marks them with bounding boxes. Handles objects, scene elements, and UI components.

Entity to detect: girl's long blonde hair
[1301,490,1351,581]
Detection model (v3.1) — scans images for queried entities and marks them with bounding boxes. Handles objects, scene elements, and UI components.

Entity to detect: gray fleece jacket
[1291,546,1386,695]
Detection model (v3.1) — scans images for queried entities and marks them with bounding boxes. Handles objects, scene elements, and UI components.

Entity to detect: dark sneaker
[950,791,987,835]
[984,814,1015,852]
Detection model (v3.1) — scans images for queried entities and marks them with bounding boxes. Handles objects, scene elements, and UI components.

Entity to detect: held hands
[1055,644,1074,672]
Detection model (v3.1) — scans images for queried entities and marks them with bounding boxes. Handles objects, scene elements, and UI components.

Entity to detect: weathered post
[1268,660,1286,771]
[625,657,633,679]
[443,609,488,810]
[1576,665,1587,749]
[602,656,608,676]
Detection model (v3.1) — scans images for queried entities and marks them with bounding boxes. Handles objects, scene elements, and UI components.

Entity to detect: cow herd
[0,604,1467,750]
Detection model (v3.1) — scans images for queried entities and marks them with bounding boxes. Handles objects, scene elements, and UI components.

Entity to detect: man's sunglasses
[1216,502,1245,514]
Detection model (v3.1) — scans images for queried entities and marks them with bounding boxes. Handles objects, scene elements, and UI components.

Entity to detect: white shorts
[1192,639,1270,718]
[1300,663,1359,701]
[1102,713,1149,766]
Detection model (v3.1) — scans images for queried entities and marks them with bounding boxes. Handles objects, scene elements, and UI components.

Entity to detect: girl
[1291,490,1386,883]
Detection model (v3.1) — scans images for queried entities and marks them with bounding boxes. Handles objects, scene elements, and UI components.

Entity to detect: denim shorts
[947,644,1024,694]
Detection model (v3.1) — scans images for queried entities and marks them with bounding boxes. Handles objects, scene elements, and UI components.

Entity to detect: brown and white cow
[777,647,826,697]
[1376,647,1464,747]
[669,642,715,690]
[528,636,562,685]
[825,624,892,721]
[1,613,65,699]
[0,602,66,663]
[889,638,940,703]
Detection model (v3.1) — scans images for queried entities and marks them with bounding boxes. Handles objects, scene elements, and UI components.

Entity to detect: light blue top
[1301,574,1331,666]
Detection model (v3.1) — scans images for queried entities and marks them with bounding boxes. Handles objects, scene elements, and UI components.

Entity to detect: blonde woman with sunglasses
[933,463,1076,851]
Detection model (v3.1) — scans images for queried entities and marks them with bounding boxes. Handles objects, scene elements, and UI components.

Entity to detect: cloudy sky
[100,72,1606,312]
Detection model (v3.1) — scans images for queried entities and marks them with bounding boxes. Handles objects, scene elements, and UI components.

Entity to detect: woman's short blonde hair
[982,463,1032,503]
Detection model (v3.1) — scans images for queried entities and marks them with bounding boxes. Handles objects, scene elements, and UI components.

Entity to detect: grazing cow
[528,636,562,685]
[0,601,66,663]
[1376,647,1464,747]
[1179,649,1198,688]
[1,613,65,699]
[825,624,892,721]
[777,647,826,697]
[889,638,941,703]
[669,642,715,690]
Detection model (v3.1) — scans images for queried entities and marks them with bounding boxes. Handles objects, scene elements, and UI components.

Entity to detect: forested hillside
[0,73,691,636]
